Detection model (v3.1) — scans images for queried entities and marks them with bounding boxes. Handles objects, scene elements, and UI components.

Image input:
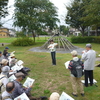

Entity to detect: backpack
[70,59,84,78]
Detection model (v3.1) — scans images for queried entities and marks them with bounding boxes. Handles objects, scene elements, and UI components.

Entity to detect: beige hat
[10,54,15,57]
[15,72,24,78]
[49,92,60,100]
[1,59,8,65]
[71,50,78,56]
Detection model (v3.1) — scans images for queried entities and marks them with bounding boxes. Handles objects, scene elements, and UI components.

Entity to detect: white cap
[71,50,78,56]
[49,92,60,100]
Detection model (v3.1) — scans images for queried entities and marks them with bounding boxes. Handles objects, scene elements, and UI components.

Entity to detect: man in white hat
[82,44,96,87]
[68,50,84,97]
[8,54,17,68]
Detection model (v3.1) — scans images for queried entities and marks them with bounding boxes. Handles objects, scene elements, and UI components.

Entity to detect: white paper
[65,61,70,69]
[23,77,35,88]
[16,60,24,66]
[81,79,97,84]
[59,92,74,100]
[14,93,29,100]
[8,74,16,82]
[11,64,24,71]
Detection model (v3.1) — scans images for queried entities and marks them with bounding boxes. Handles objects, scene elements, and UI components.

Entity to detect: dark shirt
[3,50,8,57]
[12,80,32,98]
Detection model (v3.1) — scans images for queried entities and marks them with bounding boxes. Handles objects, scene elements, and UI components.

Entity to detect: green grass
[0,37,100,100]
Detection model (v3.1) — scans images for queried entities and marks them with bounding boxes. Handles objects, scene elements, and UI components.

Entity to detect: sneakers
[72,93,78,97]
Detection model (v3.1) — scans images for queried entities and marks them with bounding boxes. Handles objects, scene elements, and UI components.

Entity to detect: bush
[71,36,100,43]
[93,36,100,43]
[11,37,34,46]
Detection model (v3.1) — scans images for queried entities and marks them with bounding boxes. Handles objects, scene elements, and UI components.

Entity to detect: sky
[2,0,71,29]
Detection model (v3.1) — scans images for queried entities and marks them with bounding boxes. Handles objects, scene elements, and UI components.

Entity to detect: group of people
[0,47,62,100]
[68,43,96,97]
[0,42,96,100]
[0,47,49,100]
[48,40,96,98]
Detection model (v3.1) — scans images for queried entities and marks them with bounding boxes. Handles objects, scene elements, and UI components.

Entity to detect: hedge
[71,36,100,43]
[11,37,34,46]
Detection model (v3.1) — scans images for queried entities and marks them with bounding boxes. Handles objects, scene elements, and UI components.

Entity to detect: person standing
[48,40,58,65]
[68,50,84,97]
[81,44,96,87]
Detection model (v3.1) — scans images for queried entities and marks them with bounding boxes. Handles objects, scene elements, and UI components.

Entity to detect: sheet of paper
[16,60,24,66]
[23,77,35,88]
[14,93,29,100]
[81,79,97,84]
[59,92,74,100]
[11,64,24,71]
[65,61,70,69]
[8,74,16,82]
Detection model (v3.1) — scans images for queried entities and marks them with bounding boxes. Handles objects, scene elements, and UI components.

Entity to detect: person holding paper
[81,44,96,87]
[48,40,58,65]
[12,72,33,99]
[68,50,84,97]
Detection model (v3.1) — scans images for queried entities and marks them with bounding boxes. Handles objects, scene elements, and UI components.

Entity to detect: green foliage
[60,25,69,35]
[11,37,34,46]
[71,36,100,43]
[13,0,59,41]
[65,0,94,36]
[39,31,48,35]
[0,0,9,26]
[81,0,100,26]
[16,31,26,37]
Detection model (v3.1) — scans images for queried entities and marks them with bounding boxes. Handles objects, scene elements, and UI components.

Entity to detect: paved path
[0,43,10,47]
[29,46,85,55]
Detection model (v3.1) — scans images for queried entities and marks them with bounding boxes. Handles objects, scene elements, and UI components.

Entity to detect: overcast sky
[2,0,71,29]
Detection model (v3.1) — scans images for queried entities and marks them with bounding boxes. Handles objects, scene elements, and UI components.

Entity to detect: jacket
[81,49,96,70]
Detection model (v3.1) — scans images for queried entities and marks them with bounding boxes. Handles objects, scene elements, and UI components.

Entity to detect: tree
[0,0,9,26]
[65,0,89,36]
[13,0,59,42]
[81,0,100,36]
[60,25,69,35]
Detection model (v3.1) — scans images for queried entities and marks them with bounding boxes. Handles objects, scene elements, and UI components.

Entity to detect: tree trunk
[81,28,85,37]
[32,32,35,43]
[95,27,98,36]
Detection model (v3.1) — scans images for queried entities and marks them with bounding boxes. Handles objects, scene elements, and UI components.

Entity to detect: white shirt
[2,91,12,100]
[48,43,57,52]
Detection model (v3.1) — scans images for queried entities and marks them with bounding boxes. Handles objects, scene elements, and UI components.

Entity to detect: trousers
[51,51,56,65]
[84,70,93,87]
[71,76,84,95]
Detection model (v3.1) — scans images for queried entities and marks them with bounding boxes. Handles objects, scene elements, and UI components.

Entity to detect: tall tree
[0,0,9,26]
[13,0,59,42]
[81,0,100,36]
[65,0,89,36]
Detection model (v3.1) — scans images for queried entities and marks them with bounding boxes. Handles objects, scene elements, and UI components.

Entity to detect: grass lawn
[0,37,100,100]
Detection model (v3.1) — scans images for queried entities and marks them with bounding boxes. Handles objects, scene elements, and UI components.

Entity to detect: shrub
[71,36,100,43]
[71,36,94,43]
[11,37,34,46]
